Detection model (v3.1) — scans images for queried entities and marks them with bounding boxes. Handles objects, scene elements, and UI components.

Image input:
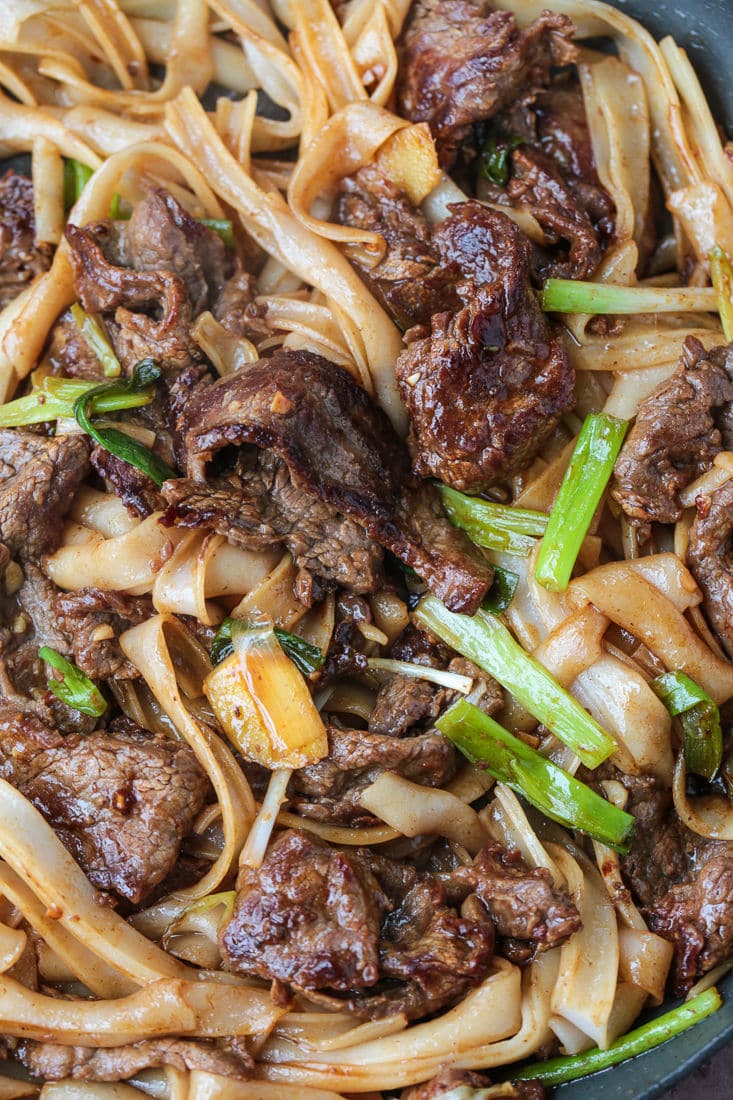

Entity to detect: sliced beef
[18,1038,250,1082]
[163,348,493,613]
[617,772,733,994]
[687,479,733,657]
[368,675,440,737]
[90,446,164,519]
[290,725,458,825]
[396,204,573,491]
[221,829,495,1021]
[0,171,53,307]
[334,165,460,330]
[65,221,199,373]
[53,588,152,680]
[452,843,581,956]
[396,1,575,169]
[46,310,105,380]
[613,338,733,524]
[0,430,90,560]
[221,829,385,990]
[0,705,208,903]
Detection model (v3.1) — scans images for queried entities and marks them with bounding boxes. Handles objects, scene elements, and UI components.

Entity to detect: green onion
[439,484,548,556]
[438,698,634,850]
[38,647,106,717]
[540,279,718,315]
[710,246,733,341]
[511,987,722,1086]
[200,218,235,248]
[0,373,154,428]
[210,617,324,676]
[483,564,519,613]
[70,303,121,378]
[414,594,615,768]
[478,132,523,186]
[74,360,176,488]
[652,670,722,781]
[534,414,628,592]
[63,159,94,210]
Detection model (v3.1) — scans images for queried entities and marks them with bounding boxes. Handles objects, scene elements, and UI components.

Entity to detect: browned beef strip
[402,1069,545,1100]
[687,479,733,657]
[0,430,90,560]
[333,165,461,330]
[221,829,495,1021]
[46,310,105,380]
[53,588,152,680]
[396,1,575,169]
[90,446,165,519]
[613,338,733,525]
[0,705,208,903]
[65,221,200,373]
[221,829,385,990]
[616,773,733,994]
[290,725,458,825]
[368,659,502,739]
[396,204,573,491]
[0,171,53,307]
[18,1038,250,1082]
[163,348,493,612]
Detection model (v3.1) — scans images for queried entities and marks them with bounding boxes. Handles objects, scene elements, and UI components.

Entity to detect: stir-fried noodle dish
[1,0,733,1095]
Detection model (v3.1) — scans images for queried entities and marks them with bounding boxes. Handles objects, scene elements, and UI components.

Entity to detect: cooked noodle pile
[0,1,731,1097]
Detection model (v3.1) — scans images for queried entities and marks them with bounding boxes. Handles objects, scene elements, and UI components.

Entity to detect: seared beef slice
[0,706,207,903]
[162,348,493,613]
[0,171,53,307]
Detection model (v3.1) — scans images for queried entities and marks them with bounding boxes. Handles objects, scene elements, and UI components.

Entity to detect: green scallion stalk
[483,564,519,613]
[534,413,628,592]
[541,279,718,315]
[439,484,548,556]
[39,647,106,717]
[70,303,121,378]
[0,374,153,428]
[200,218,235,248]
[414,594,615,768]
[438,698,634,850]
[210,617,324,676]
[652,670,722,781]
[73,359,176,487]
[511,987,722,1086]
[63,159,94,210]
[710,246,733,341]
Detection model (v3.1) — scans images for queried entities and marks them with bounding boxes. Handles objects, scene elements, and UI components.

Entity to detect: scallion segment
[210,616,324,676]
[439,484,548,556]
[70,303,121,378]
[478,131,523,187]
[710,246,733,341]
[511,987,722,1086]
[63,159,94,210]
[0,373,155,428]
[38,647,106,717]
[439,698,633,849]
[73,360,176,488]
[200,218,235,248]
[534,414,628,592]
[414,594,616,769]
[483,564,519,613]
[540,279,718,315]
[652,670,722,781]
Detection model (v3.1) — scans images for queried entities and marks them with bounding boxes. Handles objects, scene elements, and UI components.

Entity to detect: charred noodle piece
[166,349,493,613]
[0,170,53,307]
[687,478,733,657]
[0,429,90,560]
[613,337,733,524]
[0,707,207,905]
[396,205,574,492]
[396,0,575,169]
